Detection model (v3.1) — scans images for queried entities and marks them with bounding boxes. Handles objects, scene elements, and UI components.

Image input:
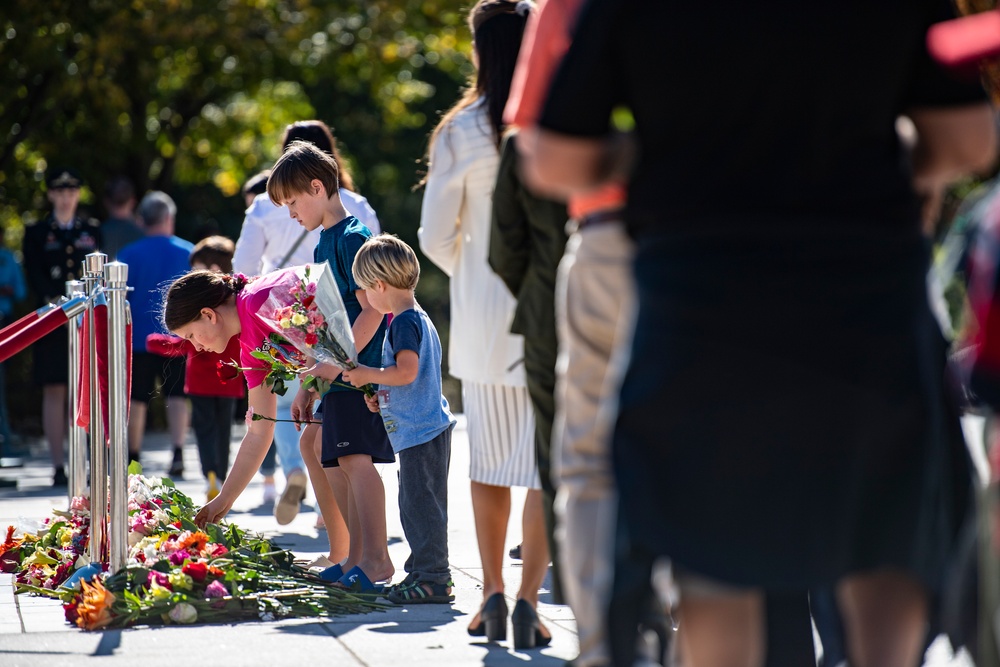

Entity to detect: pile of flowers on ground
[1,464,383,629]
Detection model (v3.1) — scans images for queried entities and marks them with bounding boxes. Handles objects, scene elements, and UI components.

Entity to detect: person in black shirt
[524,2,996,665]
[22,167,101,487]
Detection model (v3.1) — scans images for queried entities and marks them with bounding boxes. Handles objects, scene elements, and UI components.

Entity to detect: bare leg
[336,472,363,570]
[677,589,765,667]
[337,453,393,582]
[42,384,67,469]
[517,489,550,604]
[127,400,147,456]
[166,397,189,449]
[837,570,927,667]
[469,481,511,628]
[516,488,552,639]
[300,424,349,563]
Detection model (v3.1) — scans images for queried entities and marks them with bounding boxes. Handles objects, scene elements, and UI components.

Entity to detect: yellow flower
[75,579,117,630]
[149,581,172,600]
[167,572,194,591]
[291,313,308,326]
[279,318,291,329]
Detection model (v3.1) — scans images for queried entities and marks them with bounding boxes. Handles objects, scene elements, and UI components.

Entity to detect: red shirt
[145,334,245,398]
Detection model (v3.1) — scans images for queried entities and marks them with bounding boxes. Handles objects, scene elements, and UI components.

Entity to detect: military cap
[46,167,83,190]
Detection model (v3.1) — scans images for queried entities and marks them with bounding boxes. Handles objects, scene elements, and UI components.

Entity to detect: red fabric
[503,0,626,219]
[145,333,245,398]
[76,304,132,434]
[927,11,1000,70]
[0,307,67,363]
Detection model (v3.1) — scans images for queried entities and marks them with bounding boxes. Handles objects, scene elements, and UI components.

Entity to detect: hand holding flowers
[340,364,378,388]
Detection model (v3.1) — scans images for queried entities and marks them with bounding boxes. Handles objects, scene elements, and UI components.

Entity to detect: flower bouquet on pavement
[257,263,375,398]
[6,462,385,630]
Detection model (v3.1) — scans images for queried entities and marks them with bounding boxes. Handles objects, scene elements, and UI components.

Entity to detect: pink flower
[305,282,317,295]
[205,579,227,598]
[245,407,255,425]
[147,570,171,589]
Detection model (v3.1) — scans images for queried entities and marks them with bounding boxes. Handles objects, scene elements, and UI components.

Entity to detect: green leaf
[128,460,144,476]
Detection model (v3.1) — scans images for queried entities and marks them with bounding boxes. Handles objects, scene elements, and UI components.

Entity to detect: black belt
[576,208,624,229]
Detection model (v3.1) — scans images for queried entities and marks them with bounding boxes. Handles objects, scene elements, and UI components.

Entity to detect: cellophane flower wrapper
[256,263,373,396]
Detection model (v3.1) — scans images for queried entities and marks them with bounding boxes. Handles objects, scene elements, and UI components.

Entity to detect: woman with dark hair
[418,0,550,650]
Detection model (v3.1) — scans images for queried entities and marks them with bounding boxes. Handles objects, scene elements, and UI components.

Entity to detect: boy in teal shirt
[267,141,394,591]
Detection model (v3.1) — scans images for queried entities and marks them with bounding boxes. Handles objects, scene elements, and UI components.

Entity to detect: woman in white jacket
[418,0,550,650]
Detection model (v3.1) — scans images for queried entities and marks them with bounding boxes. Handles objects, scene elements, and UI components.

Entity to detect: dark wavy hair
[162,270,250,332]
[281,120,356,192]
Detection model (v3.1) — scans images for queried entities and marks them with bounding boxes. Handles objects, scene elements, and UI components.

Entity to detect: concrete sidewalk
[0,416,579,666]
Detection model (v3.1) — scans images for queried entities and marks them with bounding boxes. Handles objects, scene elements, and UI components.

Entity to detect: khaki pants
[553,222,636,667]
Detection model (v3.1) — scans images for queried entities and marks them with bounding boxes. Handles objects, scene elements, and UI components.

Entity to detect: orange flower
[75,578,117,630]
[178,531,209,553]
[0,525,22,557]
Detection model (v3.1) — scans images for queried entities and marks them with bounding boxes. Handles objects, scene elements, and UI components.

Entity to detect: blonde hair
[352,234,420,291]
[267,141,340,206]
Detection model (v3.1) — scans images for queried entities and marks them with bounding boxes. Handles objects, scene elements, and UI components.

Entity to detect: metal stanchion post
[105,262,129,573]
[84,252,107,565]
[65,280,86,502]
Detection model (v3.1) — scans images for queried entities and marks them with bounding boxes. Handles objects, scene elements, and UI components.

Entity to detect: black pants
[190,395,234,480]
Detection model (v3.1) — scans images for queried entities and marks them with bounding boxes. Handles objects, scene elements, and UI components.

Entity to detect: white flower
[167,602,198,624]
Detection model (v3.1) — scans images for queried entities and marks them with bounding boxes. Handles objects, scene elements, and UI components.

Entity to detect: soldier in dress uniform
[22,167,101,486]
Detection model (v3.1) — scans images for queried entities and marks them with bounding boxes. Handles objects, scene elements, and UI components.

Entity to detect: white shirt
[232,189,381,276]
[418,101,526,386]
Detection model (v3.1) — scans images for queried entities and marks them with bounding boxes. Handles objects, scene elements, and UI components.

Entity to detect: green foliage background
[0,0,474,435]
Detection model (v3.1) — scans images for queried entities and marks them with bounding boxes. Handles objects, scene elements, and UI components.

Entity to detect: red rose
[304,332,318,346]
[182,561,209,583]
[301,295,315,309]
[216,360,241,383]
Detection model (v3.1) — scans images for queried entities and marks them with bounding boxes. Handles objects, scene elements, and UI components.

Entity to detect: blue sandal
[334,565,385,594]
[318,564,344,582]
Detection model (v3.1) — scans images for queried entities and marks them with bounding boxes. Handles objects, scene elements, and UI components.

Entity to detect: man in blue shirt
[117,192,194,476]
[0,225,26,472]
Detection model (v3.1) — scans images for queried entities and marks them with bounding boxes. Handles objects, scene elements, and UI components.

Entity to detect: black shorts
[32,326,69,386]
[130,352,186,403]
[320,390,394,467]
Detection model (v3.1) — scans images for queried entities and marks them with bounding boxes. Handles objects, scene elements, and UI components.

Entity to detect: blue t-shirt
[314,216,386,389]
[377,307,455,453]
[118,235,195,351]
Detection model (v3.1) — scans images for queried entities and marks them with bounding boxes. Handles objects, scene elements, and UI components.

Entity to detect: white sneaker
[263,481,278,504]
[274,469,308,525]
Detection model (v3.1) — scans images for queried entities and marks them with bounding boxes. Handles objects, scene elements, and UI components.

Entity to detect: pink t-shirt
[235,268,300,389]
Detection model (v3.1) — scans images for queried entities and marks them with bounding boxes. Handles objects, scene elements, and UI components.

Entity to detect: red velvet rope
[0,306,69,363]
[0,306,54,341]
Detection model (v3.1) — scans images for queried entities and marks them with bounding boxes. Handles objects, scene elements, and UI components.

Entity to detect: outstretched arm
[195,383,276,526]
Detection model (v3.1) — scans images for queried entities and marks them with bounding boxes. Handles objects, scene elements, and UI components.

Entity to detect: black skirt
[613,224,974,591]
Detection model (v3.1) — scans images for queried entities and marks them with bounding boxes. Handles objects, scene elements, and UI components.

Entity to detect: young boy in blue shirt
[267,141,395,591]
[343,234,457,604]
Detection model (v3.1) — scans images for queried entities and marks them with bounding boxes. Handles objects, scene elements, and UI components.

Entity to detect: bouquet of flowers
[257,263,375,397]
[7,463,385,630]
[217,332,329,398]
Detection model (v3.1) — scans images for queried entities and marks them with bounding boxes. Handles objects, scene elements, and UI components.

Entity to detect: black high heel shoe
[511,599,552,650]
[467,592,507,641]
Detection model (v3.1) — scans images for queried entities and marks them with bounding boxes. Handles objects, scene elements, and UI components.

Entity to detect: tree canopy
[0,0,473,243]
[0,1,475,429]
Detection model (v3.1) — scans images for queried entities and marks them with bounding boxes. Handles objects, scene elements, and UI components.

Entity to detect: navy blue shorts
[320,390,394,467]
[130,352,186,403]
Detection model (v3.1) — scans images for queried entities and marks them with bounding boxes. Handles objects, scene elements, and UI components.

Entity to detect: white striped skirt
[463,380,540,489]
